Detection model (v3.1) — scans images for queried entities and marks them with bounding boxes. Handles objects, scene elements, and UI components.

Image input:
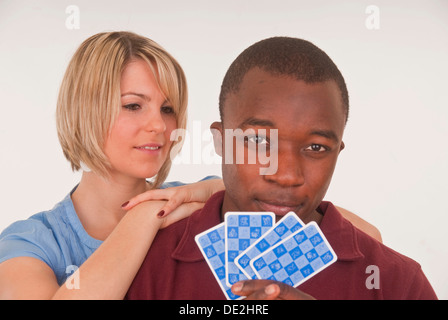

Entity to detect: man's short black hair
[219,37,349,123]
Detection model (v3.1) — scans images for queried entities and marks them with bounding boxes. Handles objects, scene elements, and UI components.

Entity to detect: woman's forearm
[52,201,165,300]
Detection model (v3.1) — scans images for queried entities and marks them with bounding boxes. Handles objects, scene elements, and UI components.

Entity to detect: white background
[0,0,447,298]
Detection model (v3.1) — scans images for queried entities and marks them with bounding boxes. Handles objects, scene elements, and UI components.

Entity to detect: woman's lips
[134,143,163,154]
[255,199,303,216]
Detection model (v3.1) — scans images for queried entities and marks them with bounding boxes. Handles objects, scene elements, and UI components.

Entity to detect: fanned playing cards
[195,211,337,300]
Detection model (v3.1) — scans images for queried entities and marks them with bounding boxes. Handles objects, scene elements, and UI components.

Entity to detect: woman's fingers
[156,196,186,218]
[122,188,176,210]
[159,202,205,229]
[121,179,223,214]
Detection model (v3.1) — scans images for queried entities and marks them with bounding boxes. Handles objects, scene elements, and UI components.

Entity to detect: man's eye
[306,144,327,152]
[246,135,268,145]
[123,103,141,111]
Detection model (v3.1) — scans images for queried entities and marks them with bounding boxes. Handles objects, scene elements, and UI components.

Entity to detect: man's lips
[255,199,304,216]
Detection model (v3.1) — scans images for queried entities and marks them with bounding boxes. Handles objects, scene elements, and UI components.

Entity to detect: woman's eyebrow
[121,92,151,101]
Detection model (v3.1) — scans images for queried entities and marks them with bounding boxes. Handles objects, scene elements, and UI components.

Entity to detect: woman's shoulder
[0,199,68,272]
[1,193,75,238]
[0,191,99,284]
[159,175,221,189]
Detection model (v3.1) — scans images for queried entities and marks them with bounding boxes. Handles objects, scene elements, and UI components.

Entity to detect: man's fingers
[244,283,281,300]
[231,280,277,297]
[231,280,314,300]
[231,280,280,300]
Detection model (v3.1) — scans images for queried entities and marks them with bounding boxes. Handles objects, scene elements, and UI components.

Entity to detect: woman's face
[103,59,177,181]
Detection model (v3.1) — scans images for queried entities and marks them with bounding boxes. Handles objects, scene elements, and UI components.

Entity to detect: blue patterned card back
[195,223,241,300]
[224,212,275,287]
[235,212,304,279]
[250,222,337,287]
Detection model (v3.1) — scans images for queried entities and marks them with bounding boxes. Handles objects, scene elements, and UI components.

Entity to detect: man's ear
[339,141,345,153]
[210,121,223,157]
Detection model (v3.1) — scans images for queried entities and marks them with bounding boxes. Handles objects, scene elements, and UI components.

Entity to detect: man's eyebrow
[238,117,275,129]
[310,129,339,142]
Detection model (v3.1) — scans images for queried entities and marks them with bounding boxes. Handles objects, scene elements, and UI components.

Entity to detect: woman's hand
[121,178,224,217]
[126,199,204,229]
[158,202,205,229]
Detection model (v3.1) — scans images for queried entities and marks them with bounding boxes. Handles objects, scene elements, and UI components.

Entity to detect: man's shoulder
[335,206,382,242]
[354,224,420,269]
[321,202,435,298]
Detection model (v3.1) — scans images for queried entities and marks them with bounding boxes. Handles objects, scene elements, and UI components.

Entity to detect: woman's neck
[71,171,150,240]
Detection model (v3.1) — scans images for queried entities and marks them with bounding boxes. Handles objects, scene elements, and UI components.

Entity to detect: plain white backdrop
[0,0,447,298]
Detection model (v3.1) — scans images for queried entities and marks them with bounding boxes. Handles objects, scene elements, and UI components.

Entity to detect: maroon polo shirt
[125,191,437,300]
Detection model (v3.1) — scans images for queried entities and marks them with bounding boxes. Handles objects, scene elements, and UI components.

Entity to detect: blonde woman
[0,31,223,299]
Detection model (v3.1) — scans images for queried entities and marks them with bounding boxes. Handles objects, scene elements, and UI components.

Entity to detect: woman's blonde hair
[56,31,187,188]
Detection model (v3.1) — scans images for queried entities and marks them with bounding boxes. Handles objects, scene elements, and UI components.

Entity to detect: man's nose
[263,148,305,188]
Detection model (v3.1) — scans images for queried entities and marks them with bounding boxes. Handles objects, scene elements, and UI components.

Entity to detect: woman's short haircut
[219,36,349,123]
[56,31,187,187]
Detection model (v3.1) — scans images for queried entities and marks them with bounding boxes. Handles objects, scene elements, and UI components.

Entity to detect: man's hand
[231,280,315,300]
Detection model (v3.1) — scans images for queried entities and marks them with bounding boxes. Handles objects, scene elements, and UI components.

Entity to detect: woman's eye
[161,105,175,114]
[123,103,141,111]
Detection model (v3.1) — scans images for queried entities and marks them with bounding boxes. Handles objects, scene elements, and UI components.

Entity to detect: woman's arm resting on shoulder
[336,206,382,242]
[122,178,224,216]
[0,200,199,300]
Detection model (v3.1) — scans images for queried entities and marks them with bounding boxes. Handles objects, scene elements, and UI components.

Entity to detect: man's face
[212,68,346,223]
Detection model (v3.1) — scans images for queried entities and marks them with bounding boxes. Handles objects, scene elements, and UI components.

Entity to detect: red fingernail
[157,210,165,218]
[121,201,129,208]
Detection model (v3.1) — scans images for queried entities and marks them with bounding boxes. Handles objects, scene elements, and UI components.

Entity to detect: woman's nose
[144,109,166,133]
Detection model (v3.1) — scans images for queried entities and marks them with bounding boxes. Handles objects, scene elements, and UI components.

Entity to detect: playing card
[234,212,304,280]
[224,212,275,287]
[250,221,337,287]
[194,223,241,300]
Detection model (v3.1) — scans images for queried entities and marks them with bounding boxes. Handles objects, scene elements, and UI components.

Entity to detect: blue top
[0,177,219,285]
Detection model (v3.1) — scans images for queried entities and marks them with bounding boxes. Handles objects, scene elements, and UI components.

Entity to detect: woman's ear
[210,121,223,157]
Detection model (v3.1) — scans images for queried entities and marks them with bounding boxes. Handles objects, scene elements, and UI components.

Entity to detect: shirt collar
[172,192,364,262]
[171,191,225,262]
[317,201,364,261]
